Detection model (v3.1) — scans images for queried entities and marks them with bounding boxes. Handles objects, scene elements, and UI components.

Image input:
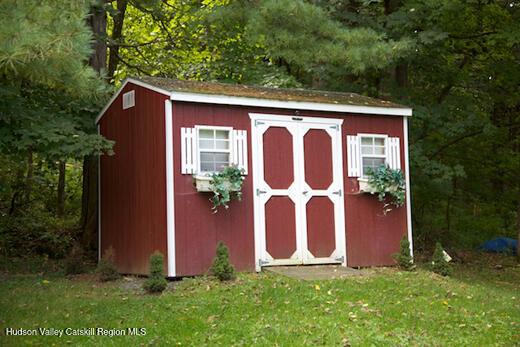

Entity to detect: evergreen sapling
[393,237,415,271]
[431,242,452,276]
[143,252,168,293]
[211,242,236,281]
[96,247,120,282]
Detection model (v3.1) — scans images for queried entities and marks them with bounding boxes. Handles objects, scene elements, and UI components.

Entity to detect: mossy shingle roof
[133,76,409,109]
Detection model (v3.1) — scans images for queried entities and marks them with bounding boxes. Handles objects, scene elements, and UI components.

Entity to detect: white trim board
[96,79,413,124]
[165,100,176,277]
[403,117,414,258]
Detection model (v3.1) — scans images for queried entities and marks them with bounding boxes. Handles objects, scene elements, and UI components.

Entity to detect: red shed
[96,77,413,277]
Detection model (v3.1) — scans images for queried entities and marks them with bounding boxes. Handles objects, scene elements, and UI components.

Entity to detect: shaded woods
[1,0,519,260]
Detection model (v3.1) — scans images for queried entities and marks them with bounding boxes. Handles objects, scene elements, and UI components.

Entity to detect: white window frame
[358,133,388,178]
[195,125,233,174]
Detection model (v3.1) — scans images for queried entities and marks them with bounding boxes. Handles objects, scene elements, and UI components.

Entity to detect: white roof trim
[95,78,171,124]
[170,91,412,116]
[96,78,412,124]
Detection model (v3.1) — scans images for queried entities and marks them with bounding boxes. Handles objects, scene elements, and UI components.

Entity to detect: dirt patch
[265,265,373,281]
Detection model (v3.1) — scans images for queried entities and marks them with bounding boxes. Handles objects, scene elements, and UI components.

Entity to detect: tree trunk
[57,160,66,217]
[80,156,98,252]
[79,4,107,256]
[107,0,128,81]
[24,150,33,204]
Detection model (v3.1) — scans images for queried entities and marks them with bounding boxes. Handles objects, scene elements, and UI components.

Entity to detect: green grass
[0,254,519,346]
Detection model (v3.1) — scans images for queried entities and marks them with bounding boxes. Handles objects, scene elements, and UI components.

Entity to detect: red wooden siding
[306,197,336,258]
[343,116,408,267]
[265,197,297,259]
[304,129,333,190]
[99,83,169,275]
[172,102,408,275]
[263,127,294,189]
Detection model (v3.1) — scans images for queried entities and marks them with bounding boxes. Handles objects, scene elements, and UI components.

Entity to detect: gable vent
[122,90,135,109]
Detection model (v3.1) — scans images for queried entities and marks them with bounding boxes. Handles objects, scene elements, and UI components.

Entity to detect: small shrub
[431,242,452,276]
[64,244,85,275]
[96,247,120,282]
[210,242,236,281]
[143,252,168,293]
[393,237,415,271]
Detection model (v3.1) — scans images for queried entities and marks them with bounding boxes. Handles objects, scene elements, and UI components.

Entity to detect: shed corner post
[403,116,414,259]
[165,99,176,277]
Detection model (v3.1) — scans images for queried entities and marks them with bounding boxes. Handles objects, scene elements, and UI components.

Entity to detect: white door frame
[250,113,347,271]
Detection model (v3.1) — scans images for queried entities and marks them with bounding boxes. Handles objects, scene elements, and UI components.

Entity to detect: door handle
[256,189,267,196]
[332,190,342,197]
[302,191,309,195]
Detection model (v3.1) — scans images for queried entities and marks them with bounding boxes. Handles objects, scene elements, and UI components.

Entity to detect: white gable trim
[171,91,412,116]
[95,78,171,124]
[96,78,413,124]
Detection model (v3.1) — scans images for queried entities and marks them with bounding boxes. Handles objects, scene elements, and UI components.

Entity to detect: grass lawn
[0,253,519,346]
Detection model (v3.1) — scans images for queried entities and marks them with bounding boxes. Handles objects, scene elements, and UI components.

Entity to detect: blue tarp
[480,237,517,255]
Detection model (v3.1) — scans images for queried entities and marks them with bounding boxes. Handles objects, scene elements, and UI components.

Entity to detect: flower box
[358,178,398,194]
[193,175,240,192]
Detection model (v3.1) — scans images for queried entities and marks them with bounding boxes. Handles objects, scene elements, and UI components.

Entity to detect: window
[197,127,231,172]
[360,135,386,177]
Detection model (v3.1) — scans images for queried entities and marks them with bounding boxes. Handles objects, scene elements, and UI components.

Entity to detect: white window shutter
[232,129,248,174]
[387,137,401,170]
[181,127,197,174]
[347,135,360,177]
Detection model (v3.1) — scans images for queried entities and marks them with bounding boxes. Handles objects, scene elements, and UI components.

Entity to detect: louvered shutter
[347,135,361,177]
[232,129,248,174]
[181,127,197,174]
[386,137,401,170]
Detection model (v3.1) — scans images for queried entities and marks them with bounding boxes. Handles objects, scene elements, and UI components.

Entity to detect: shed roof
[96,77,412,124]
[134,76,407,109]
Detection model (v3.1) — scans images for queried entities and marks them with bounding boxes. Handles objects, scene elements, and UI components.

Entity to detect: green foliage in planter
[210,242,236,281]
[431,242,452,276]
[143,252,168,293]
[366,165,406,213]
[210,166,244,212]
[393,237,415,271]
[96,247,120,282]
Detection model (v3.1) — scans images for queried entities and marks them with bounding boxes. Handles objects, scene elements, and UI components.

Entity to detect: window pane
[361,146,373,155]
[361,137,372,145]
[214,153,229,162]
[199,139,214,150]
[215,140,229,150]
[199,129,214,139]
[200,162,215,172]
[200,152,214,162]
[374,146,385,155]
[215,130,229,139]
[362,157,385,176]
[374,138,385,146]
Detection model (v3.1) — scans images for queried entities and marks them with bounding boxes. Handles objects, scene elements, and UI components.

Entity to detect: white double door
[251,114,346,269]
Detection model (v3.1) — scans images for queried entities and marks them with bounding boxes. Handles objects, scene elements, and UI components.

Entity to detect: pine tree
[393,237,414,271]
[143,252,168,293]
[431,242,452,276]
[210,242,236,281]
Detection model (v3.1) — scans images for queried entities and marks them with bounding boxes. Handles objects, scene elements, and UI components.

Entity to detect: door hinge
[256,188,267,196]
[332,189,342,197]
[255,120,265,126]
[335,255,345,262]
[259,259,269,266]
[330,124,339,130]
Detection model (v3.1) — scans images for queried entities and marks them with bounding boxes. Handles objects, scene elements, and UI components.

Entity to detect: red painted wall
[172,102,408,275]
[99,83,169,275]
